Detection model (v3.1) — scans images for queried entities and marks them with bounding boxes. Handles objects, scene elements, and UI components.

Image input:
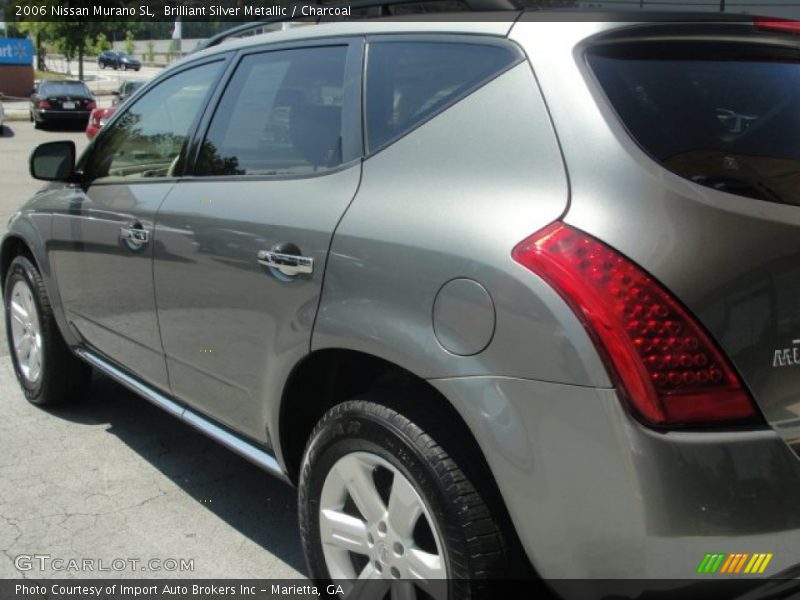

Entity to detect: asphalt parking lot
[0,121,306,579]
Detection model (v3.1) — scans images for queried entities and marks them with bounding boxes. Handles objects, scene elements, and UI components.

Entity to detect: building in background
[0,37,33,98]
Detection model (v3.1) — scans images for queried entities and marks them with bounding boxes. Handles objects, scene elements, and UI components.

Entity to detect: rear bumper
[430,376,800,585]
[35,110,91,122]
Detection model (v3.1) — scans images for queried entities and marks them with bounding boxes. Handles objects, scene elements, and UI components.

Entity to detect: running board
[75,348,288,483]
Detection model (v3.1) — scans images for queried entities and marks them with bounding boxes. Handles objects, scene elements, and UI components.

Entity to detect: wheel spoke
[335,457,386,523]
[390,581,417,600]
[16,335,30,358]
[387,472,424,540]
[347,564,389,600]
[407,547,447,599]
[319,508,370,556]
[28,346,41,381]
[10,300,28,323]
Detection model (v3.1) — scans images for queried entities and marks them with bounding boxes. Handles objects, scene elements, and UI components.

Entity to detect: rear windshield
[587,42,800,206]
[41,82,90,96]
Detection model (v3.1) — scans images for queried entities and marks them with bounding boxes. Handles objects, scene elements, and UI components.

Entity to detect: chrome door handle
[120,227,150,244]
[257,250,314,276]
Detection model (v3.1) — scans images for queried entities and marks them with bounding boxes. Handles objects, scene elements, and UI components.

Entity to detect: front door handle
[257,250,314,277]
[120,227,150,243]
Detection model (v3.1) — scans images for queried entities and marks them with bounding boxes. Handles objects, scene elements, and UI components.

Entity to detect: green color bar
[697,554,713,574]
[709,553,726,573]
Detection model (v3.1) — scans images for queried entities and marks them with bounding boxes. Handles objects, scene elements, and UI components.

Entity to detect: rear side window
[588,42,800,206]
[195,46,348,177]
[365,41,520,152]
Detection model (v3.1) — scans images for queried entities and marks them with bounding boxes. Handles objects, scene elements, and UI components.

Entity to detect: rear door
[50,59,225,391]
[153,40,363,442]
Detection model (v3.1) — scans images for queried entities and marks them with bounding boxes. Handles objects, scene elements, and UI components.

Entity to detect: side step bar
[76,348,289,483]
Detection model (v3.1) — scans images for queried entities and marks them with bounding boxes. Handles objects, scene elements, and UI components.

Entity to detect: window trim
[182,36,365,182]
[78,54,232,187]
[362,34,525,157]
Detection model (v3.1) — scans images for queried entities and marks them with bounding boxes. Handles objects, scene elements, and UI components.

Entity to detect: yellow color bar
[745,554,763,574]
[758,554,774,574]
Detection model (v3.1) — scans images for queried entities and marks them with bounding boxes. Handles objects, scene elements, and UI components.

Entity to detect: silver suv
[6,13,800,597]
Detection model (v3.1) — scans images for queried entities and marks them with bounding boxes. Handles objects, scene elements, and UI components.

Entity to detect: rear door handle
[257,250,314,277]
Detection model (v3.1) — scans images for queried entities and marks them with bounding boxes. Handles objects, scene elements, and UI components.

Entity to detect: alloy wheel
[319,451,448,599]
[9,280,43,384]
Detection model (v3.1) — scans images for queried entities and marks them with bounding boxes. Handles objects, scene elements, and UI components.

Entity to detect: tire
[299,397,512,599]
[29,111,33,123]
[4,255,90,406]
[33,119,41,130]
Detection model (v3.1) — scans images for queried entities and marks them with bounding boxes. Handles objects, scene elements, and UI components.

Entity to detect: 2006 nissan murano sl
[5,10,800,599]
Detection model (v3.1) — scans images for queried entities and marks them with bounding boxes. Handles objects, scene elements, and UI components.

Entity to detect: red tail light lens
[512,222,759,427]
[38,100,51,109]
[754,16,800,34]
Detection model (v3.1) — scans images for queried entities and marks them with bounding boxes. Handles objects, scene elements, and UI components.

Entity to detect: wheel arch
[277,347,532,572]
[1,234,37,294]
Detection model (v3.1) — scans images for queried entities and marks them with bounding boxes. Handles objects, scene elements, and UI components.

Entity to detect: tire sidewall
[4,257,46,400]
[300,403,471,595]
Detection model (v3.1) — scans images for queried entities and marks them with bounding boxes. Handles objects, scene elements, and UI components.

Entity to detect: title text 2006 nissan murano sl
[5,12,800,598]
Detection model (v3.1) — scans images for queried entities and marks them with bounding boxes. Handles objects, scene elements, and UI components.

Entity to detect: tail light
[754,16,800,34]
[512,221,759,427]
[38,100,51,109]
[86,100,97,110]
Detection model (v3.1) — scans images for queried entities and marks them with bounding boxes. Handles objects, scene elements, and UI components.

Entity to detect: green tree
[18,19,108,79]
[123,30,136,56]
[87,32,112,56]
[145,40,155,63]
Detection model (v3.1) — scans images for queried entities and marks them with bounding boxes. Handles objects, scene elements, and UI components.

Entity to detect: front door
[153,42,363,441]
[50,60,225,391]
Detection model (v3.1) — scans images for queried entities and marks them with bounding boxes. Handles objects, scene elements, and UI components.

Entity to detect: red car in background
[86,106,117,139]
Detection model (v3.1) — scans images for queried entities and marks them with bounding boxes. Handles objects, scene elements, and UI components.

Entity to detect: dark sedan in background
[30,80,96,129]
[112,79,146,106]
[97,50,142,71]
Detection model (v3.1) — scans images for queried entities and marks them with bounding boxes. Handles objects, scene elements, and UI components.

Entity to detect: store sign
[0,38,33,65]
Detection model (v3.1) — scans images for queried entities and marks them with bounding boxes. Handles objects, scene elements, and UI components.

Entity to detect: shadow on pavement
[0,125,15,138]
[45,372,308,576]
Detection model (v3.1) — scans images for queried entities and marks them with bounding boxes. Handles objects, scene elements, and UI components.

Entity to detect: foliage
[123,30,136,56]
[87,32,112,56]
[145,40,155,63]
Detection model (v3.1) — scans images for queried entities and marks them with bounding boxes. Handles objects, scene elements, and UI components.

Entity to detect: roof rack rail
[194,0,518,52]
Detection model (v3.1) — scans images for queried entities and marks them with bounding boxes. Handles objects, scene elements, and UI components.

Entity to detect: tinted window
[365,41,519,152]
[195,46,348,177]
[41,82,90,96]
[588,42,800,206]
[85,61,222,182]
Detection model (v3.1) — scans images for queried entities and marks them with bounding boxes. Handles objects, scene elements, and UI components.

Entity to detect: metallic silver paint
[76,347,287,481]
[432,278,495,356]
[153,166,361,442]
[5,19,800,586]
[313,63,611,387]
[49,182,173,391]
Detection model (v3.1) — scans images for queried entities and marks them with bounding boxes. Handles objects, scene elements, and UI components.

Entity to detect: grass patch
[35,69,67,80]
